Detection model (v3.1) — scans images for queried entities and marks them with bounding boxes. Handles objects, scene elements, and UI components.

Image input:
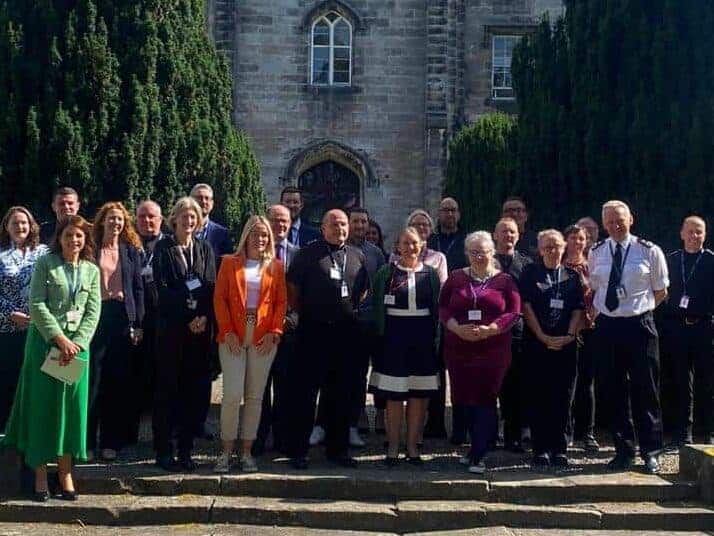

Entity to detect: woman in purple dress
[439,231,521,473]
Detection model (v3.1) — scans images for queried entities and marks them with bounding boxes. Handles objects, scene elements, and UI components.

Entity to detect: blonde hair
[601,200,631,218]
[168,197,204,232]
[235,215,275,266]
[397,226,425,255]
[537,228,565,247]
[465,231,500,273]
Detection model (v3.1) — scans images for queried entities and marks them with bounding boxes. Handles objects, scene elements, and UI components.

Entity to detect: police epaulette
[637,237,654,248]
[590,240,605,251]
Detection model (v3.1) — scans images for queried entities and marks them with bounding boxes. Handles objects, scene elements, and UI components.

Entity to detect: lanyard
[681,250,703,293]
[468,268,491,308]
[547,266,562,299]
[63,263,80,304]
[438,233,458,256]
[328,246,348,281]
[178,241,194,276]
[609,242,631,283]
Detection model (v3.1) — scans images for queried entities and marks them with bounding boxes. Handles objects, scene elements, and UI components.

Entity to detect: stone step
[1,526,713,536]
[72,469,698,504]
[0,496,712,532]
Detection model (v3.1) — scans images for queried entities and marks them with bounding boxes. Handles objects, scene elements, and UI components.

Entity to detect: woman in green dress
[2,215,101,502]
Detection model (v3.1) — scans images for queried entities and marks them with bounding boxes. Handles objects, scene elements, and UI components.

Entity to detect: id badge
[186,278,202,291]
[550,298,564,310]
[141,266,154,282]
[679,295,690,309]
[616,286,627,300]
[186,297,198,310]
[330,267,341,280]
[468,310,482,321]
[341,283,349,298]
[66,309,81,331]
[384,294,396,305]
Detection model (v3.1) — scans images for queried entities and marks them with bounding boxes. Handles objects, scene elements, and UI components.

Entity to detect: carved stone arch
[302,0,365,31]
[284,140,376,188]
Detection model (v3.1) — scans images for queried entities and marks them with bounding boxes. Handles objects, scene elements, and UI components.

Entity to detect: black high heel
[32,489,50,502]
[55,472,78,501]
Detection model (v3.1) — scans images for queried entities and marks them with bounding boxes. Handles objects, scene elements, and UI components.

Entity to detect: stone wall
[233,0,428,241]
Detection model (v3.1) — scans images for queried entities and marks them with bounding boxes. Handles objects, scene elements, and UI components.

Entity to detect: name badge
[66,309,81,331]
[679,295,690,309]
[186,278,202,291]
[141,266,154,282]
[186,298,198,310]
[616,286,627,300]
[330,267,341,280]
[550,299,564,310]
[468,310,482,321]
[341,283,349,298]
[384,294,396,305]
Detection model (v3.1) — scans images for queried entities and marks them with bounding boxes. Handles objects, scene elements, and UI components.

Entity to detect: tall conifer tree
[0,0,264,233]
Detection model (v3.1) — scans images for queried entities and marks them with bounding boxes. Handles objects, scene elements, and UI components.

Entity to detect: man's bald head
[268,204,291,242]
[321,209,349,246]
[438,197,460,233]
[136,200,163,238]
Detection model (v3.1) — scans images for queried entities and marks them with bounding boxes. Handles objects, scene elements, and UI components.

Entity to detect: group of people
[0,184,712,502]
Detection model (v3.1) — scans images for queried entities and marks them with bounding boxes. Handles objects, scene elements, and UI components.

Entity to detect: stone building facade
[207,0,563,239]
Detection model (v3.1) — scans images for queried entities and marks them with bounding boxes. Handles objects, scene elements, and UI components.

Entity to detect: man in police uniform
[589,200,669,474]
[663,216,714,450]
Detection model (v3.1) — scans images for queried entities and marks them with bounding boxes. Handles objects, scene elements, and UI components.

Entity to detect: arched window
[311,12,352,86]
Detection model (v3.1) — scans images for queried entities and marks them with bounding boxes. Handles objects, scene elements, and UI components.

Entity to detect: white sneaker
[459,455,470,466]
[214,452,232,473]
[468,462,486,474]
[309,426,326,446]
[241,454,258,473]
[349,427,366,447]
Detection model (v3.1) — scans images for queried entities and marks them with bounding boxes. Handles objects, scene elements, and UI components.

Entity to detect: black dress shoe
[178,454,197,472]
[327,455,358,468]
[57,489,78,501]
[551,453,569,468]
[32,489,50,502]
[289,457,309,470]
[405,455,424,466]
[532,453,550,467]
[606,455,634,471]
[643,455,660,474]
[155,454,178,472]
[663,440,684,454]
[384,456,399,467]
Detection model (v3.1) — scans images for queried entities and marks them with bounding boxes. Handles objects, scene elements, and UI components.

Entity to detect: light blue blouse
[0,244,49,333]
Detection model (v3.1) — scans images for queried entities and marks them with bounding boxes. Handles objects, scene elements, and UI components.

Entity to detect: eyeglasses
[467,250,491,257]
[439,208,458,213]
[503,207,526,213]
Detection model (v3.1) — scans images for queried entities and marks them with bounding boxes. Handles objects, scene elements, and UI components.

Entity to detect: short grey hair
[464,230,499,272]
[601,200,631,219]
[136,199,162,216]
[537,229,565,247]
[190,183,214,198]
[406,208,434,229]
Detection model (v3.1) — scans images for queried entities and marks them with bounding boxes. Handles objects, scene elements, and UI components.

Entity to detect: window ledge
[486,97,518,113]
[304,84,361,95]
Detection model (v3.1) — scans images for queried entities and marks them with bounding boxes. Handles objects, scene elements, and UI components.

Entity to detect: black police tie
[605,243,622,312]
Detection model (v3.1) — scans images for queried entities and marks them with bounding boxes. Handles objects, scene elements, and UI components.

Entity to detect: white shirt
[588,234,669,317]
[245,259,262,310]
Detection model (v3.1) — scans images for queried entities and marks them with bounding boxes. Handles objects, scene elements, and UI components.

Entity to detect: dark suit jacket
[152,236,216,325]
[97,243,145,326]
[277,241,299,331]
[427,229,467,272]
[516,229,539,260]
[288,220,320,248]
[495,250,532,339]
[199,219,233,259]
[39,221,57,245]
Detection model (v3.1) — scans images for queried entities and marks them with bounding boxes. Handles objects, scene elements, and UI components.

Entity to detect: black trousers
[256,331,295,451]
[88,301,131,451]
[500,338,529,444]
[666,317,713,441]
[153,321,210,457]
[315,321,373,429]
[595,312,663,458]
[286,319,357,459]
[527,339,578,456]
[0,331,26,433]
[569,330,597,439]
[126,306,158,445]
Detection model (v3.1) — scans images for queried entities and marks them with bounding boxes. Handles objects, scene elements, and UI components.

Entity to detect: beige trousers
[219,322,278,442]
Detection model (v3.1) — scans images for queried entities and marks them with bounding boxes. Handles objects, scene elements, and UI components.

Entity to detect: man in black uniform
[663,216,714,450]
[494,217,533,451]
[286,209,369,469]
[426,197,468,443]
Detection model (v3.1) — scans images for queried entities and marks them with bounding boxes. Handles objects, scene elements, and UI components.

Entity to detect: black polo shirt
[521,263,584,337]
[287,238,369,323]
[665,248,714,317]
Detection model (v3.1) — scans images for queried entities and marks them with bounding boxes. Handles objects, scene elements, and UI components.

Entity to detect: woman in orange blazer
[213,215,287,473]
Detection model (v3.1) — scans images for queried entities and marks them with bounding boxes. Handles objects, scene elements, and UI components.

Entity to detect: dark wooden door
[298,160,360,226]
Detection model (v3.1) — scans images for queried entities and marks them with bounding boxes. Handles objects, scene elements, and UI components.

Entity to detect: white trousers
[219,322,277,442]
